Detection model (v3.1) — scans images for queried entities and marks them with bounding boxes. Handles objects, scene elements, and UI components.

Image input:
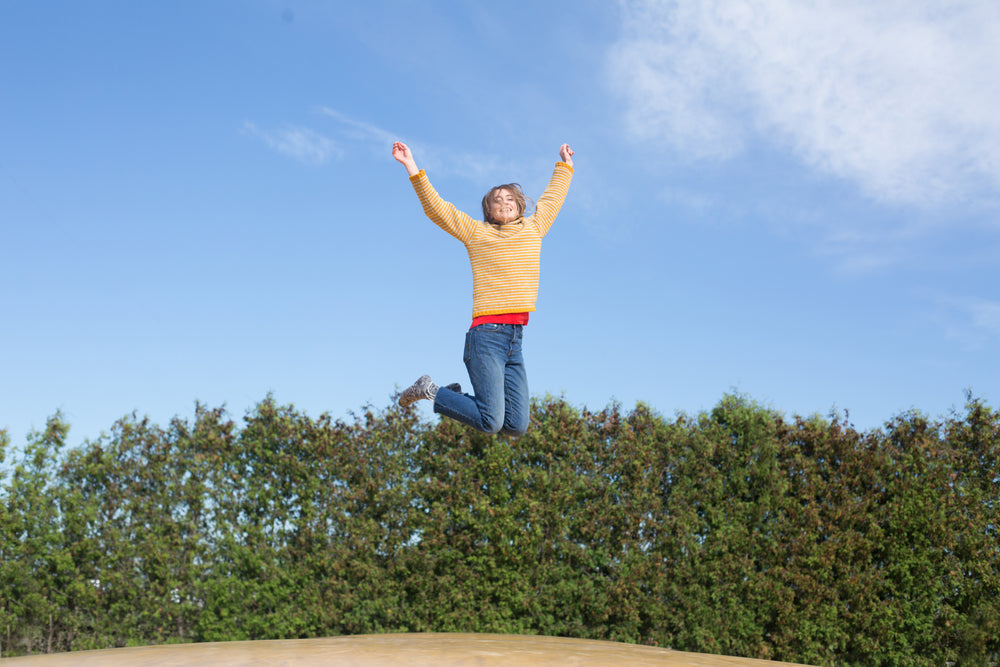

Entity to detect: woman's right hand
[392,141,420,176]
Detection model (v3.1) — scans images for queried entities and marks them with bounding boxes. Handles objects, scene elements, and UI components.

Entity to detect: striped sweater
[409,162,574,319]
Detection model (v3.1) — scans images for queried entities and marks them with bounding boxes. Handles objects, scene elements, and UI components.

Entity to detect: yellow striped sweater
[409,162,574,319]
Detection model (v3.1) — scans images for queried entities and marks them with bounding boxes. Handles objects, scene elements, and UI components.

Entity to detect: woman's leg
[433,324,509,433]
[500,326,529,437]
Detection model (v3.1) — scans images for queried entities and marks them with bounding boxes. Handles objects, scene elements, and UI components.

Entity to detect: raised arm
[559,143,575,168]
[532,145,574,235]
[392,141,420,177]
[394,141,478,243]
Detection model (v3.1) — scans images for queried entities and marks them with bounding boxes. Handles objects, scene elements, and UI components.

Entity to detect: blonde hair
[481,183,534,224]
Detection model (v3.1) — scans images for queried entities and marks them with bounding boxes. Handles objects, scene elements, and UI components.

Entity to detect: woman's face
[489,188,519,223]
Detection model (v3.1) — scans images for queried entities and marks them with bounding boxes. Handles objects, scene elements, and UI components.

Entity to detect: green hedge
[1,393,997,665]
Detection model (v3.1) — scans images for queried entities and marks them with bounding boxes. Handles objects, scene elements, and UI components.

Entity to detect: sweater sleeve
[531,162,574,236]
[409,170,478,244]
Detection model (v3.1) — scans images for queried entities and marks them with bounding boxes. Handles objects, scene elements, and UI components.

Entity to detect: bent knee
[478,414,504,435]
[501,417,529,438]
[477,411,527,437]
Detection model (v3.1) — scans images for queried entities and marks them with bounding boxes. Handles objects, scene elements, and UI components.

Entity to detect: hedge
[1,392,997,665]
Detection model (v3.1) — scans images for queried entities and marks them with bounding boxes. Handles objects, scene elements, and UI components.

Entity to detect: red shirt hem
[470,312,530,328]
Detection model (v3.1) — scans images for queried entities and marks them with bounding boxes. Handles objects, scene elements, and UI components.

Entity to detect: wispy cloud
[925,291,1000,348]
[608,0,1000,207]
[242,122,340,165]
[319,107,396,146]
[318,107,514,182]
[967,299,1000,338]
[247,107,566,195]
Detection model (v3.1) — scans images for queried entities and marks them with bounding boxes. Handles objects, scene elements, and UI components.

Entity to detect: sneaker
[399,375,438,407]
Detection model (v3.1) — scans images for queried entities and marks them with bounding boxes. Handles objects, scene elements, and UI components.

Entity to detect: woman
[392,141,574,436]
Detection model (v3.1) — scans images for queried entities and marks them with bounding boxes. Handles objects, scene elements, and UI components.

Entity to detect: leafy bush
[1,393,997,666]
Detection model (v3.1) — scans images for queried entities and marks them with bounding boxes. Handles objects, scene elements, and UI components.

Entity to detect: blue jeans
[433,323,529,436]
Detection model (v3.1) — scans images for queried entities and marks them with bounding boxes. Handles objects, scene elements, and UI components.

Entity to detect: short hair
[481,183,532,224]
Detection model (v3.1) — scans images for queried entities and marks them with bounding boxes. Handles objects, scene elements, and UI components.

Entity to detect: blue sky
[2,0,998,449]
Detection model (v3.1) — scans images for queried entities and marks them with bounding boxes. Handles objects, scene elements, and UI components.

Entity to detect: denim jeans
[433,323,529,436]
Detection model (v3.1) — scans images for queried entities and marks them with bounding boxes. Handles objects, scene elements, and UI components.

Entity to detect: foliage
[1,393,997,666]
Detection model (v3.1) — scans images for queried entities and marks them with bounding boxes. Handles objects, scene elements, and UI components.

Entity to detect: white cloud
[319,107,397,147]
[242,122,339,165]
[928,292,1000,347]
[609,0,1000,206]
[965,299,1000,338]
[318,107,515,183]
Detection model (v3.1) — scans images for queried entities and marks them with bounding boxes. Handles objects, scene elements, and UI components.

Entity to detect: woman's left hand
[559,144,574,167]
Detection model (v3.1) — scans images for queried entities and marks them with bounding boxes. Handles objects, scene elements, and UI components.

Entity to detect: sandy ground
[0,633,815,666]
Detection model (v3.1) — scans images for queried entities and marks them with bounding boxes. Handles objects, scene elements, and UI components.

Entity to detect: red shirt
[470,312,529,328]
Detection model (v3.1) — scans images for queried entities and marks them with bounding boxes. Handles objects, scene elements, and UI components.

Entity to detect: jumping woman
[392,141,574,437]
